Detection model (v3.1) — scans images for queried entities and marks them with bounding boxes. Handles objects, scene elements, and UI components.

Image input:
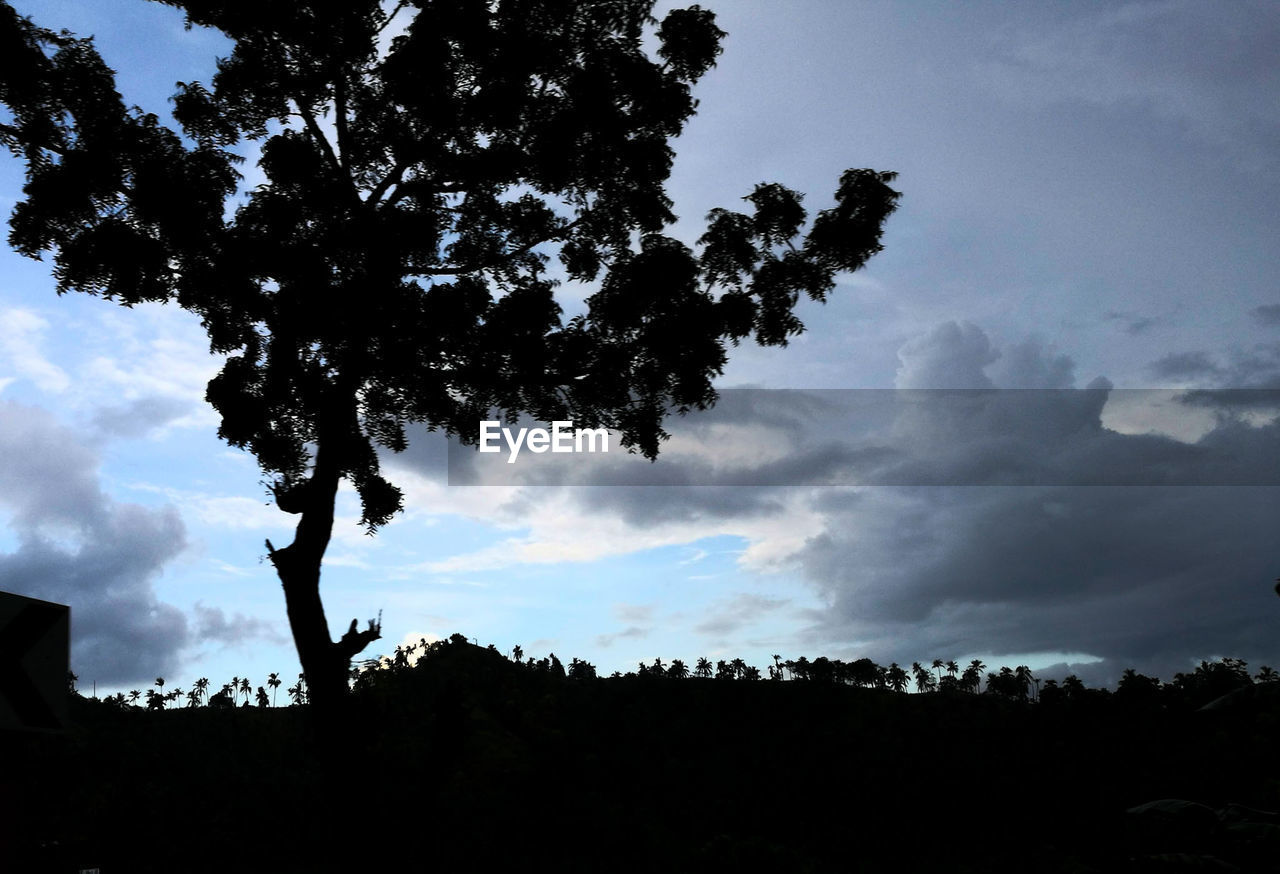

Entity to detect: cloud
[91,395,192,439]
[895,321,998,389]
[975,1,1280,175]
[693,594,790,638]
[191,602,286,647]
[991,338,1076,389]
[1104,311,1160,336]
[1147,351,1222,382]
[0,308,71,393]
[1148,343,1280,389]
[382,321,1278,684]
[614,603,655,624]
[0,400,190,684]
[796,483,1279,686]
[1252,304,1280,327]
[595,626,649,648]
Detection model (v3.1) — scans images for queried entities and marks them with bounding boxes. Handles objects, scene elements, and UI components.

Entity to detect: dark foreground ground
[5,642,1280,873]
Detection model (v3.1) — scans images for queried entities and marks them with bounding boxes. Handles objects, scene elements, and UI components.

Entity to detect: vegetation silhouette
[10,640,1280,872]
[0,0,899,715]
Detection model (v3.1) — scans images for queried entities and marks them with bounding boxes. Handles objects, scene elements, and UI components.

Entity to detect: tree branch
[336,610,382,659]
[421,214,587,276]
[296,101,343,177]
[376,1,409,36]
[367,160,409,205]
[333,73,351,175]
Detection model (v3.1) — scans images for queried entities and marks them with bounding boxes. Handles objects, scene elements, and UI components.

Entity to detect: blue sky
[1,0,1278,699]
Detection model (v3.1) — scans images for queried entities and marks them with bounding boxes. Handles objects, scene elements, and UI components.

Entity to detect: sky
[0,0,1277,699]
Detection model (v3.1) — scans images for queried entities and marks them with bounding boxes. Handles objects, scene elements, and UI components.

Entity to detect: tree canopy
[0,0,900,709]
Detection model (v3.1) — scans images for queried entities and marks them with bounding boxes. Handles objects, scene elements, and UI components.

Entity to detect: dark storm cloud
[1223,343,1280,389]
[1147,351,1222,381]
[1252,304,1280,327]
[0,400,190,684]
[1149,343,1280,389]
[389,323,1278,684]
[789,325,1280,684]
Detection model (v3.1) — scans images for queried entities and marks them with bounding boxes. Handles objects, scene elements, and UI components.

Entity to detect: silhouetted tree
[986,667,1022,700]
[885,663,909,693]
[694,657,713,679]
[791,657,811,682]
[549,654,566,679]
[0,0,897,712]
[966,659,985,694]
[911,662,935,694]
[847,657,883,688]
[1116,668,1161,705]
[1038,678,1063,705]
[1061,674,1085,700]
[1014,666,1034,702]
[267,672,281,708]
[667,659,689,680]
[567,657,596,680]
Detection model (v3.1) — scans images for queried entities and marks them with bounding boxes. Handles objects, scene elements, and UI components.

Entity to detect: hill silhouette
[7,637,1280,872]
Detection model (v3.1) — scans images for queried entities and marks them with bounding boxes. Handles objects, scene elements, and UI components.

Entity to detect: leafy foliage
[0,0,899,529]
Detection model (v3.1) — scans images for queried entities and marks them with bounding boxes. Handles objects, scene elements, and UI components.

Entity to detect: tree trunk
[265,413,381,717]
[263,420,383,871]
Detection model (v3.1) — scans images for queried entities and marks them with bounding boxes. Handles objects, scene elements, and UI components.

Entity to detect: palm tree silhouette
[239,678,251,705]
[1014,666,1035,702]
[931,658,945,685]
[886,663,909,693]
[695,657,713,678]
[911,663,936,693]
[128,689,141,707]
[967,659,986,694]
[268,673,281,707]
